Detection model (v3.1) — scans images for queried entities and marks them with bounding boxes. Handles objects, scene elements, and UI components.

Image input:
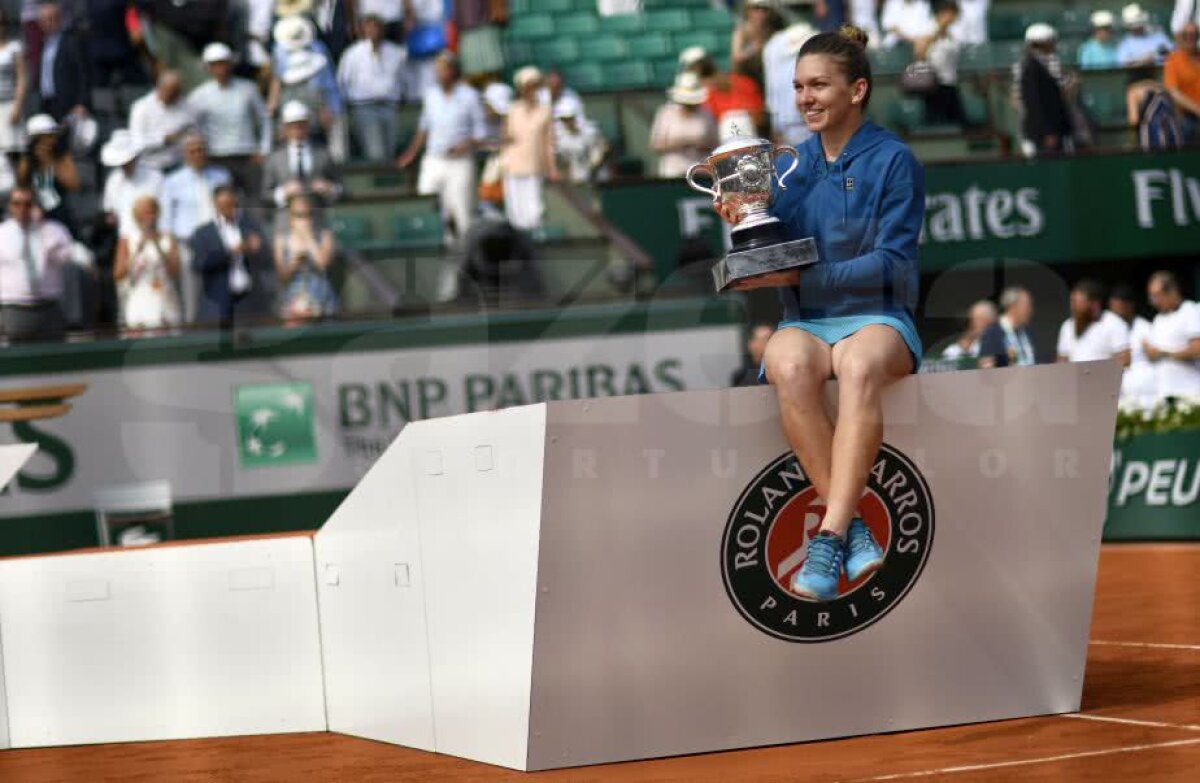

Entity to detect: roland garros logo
[721,445,934,643]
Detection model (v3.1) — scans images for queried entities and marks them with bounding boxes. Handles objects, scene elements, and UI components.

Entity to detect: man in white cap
[1018,23,1074,156]
[397,52,486,254]
[261,100,341,208]
[188,42,272,195]
[1079,11,1120,69]
[762,22,816,147]
[1118,3,1173,66]
[337,12,406,161]
[678,46,709,76]
[129,70,199,172]
[100,130,164,238]
[553,104,608,184]
[539,70,585,123]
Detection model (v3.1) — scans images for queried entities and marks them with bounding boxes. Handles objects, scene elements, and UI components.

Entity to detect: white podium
[314,361,1121,771]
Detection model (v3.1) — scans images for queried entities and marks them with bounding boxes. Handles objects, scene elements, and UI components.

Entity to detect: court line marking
[1090,640,1200,651]
[845,738,1200,781]
[1062,713,1200,732]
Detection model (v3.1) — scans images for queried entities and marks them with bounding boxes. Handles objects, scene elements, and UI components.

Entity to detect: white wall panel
[0,536,326,747]
[315,434,436,750]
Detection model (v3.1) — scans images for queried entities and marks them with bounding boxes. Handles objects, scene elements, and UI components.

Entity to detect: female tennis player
[717,25,925,601]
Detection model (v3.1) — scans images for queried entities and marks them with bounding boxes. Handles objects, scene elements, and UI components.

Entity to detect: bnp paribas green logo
[234,383,317,468]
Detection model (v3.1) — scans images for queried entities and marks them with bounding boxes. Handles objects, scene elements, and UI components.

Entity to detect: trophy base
[730,218,788,253]
[712,236,819,293]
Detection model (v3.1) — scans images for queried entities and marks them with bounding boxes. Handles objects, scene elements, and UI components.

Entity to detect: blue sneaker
[790,532,845,602]
[844,518,885,581]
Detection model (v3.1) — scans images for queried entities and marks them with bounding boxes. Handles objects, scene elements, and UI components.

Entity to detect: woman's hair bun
[837,24,869,49]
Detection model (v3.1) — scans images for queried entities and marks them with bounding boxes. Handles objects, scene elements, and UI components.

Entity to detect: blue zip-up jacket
[769,121,924,321]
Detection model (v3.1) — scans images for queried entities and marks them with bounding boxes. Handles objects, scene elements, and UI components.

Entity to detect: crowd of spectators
[934,272,1200,408]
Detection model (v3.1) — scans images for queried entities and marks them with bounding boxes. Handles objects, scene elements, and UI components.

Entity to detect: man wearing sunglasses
[0,185,73,341]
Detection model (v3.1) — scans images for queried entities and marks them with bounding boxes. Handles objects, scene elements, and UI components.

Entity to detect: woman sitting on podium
[717,25,924,602]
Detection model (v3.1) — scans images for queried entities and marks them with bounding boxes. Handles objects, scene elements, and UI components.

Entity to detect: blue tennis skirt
[758,313,924,383]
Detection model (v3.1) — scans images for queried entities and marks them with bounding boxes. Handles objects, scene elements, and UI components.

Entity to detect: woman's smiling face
[793,54,866,134]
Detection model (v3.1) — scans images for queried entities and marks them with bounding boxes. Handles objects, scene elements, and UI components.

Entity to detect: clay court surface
[1,543,1196,782]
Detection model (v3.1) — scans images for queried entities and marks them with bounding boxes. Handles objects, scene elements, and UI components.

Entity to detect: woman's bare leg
[763,328,835,502]
[820,325,914,537]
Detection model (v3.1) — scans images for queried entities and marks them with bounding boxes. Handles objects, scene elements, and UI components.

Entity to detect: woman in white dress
[114,195,183,331]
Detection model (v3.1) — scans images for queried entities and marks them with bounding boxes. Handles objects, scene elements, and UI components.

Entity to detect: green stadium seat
[691,8,734,30]
[579,35,630,62]
[536,0,575,13]
[645,0,708,7]
[1059,8,1092,38]
[869,45,912,76]
[506,40,534,64]
[652,58,679,86]
[537,38,581,66]
[988,11,1029,41]
[629,32,673,60]
[556,13,600,37]
[331,214,374,250]
[644,9,691,33]
[393,213,444,249]
[958,44,992,73]
[1081,88,1126,126]
[604,61,654,89]
[886,98,926,132]
[671,30,725,57]
[508,14,554,39]
[509,0,533,13]
[598,13,647,34]
[565,62,606,91]
[962,92,989,126]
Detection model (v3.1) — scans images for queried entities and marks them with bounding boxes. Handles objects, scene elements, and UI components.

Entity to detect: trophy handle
[772,146,800,190]
[685,162,719,199]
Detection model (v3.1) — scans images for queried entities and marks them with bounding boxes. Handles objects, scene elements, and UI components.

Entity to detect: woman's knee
[766,352,827,391]
[836,352,884,395]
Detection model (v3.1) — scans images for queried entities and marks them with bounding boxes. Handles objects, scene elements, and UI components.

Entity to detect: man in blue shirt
[1078,11,1121,69]
[1117,4,1173,66]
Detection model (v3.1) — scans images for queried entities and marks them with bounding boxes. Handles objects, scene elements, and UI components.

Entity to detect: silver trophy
[686,134,818,292]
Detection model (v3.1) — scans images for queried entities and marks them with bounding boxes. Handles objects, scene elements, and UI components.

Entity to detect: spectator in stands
[243,0,276,73]
[1109,283,1157,406]
[101,130,164,239]
[1144,270,1200,400]
[1173,0,1200,36]
[540,70,585,122]
[140,0,231,91]
[0,9,27,157]
[113,194,182,330]
[597,0,642,15]
[337,12,406,162]
[915,0,967,126]
[1078,11,1120,70]
[397,51,486,256]
[402,0,448,99]
[553,104,608,184]
[262,101,342,208]
[355,0,404,41]
[813,1,847,34]
[880,0,933,49]
[1118,4,1173,67]
[948,0,987,45]
[500,66,558,232]
[33,0,89,122]
[1017,24,1074,156]
[481,75,513,145]
[269,15,345,162]
[849,0,883,46]
[0,184,71,340]
[978,286,1036,368]
[731,323,774,387]
[763,23,816,147]
[650,72,717,178]
[161,134,231,322]
[731,0,786,85]
[191,184,273,326]
[453,0,507,80]
[189,42,272,196]
[940,299,996,360]
[1164,21,1200,142]
[1056,279,1131,364]
[693,51,766,139]
[87,0,146,90]
[17,113,78,235]
[274,191,338,322]
[129,71,199,173]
